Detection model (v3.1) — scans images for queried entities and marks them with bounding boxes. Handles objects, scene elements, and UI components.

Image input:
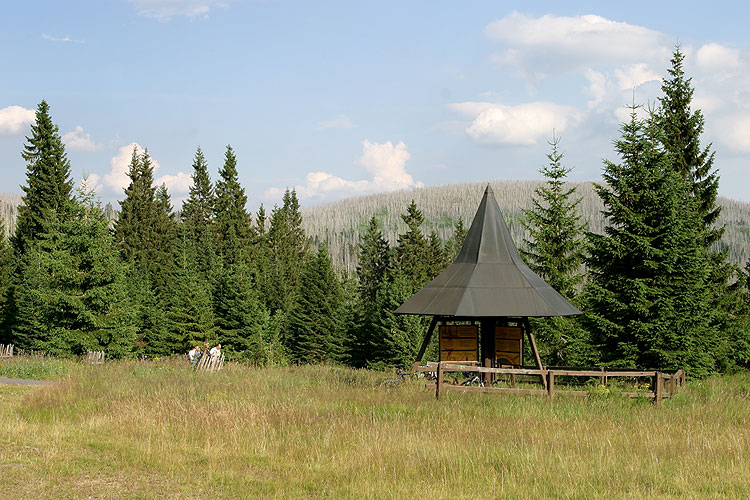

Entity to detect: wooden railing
[0,344,13,358]
[86,351,105,364]
[418,362,685,406]
[195,353,224,372]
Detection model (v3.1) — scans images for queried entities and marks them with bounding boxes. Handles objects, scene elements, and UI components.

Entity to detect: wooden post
[600,366,605,385]
[547,371,555,400]
[480,319,496,385]
[523,318,547,390]
[435,362,444,399]
[654,372,663,406]
[412,316,439,372]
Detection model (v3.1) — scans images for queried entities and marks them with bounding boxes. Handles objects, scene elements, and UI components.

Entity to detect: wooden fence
[194,353,224,372]
[419,362,685,406]
[86,351,105,364]
[0,344,13,358]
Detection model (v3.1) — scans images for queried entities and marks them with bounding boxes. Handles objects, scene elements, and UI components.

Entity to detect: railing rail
[428,362,685,406]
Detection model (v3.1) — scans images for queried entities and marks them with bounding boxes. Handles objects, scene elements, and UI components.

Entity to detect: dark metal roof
[394,185,582,317]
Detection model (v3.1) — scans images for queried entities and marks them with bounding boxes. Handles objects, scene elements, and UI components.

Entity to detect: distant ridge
[301,180,750,273]
[3,181,750,274]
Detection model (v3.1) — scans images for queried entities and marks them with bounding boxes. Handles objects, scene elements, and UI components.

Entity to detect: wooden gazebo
[395,185,581,384]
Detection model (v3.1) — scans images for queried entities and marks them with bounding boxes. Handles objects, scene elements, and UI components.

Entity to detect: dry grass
[1,360,749,499]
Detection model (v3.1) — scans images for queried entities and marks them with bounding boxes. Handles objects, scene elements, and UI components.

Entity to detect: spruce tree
[114,148,174,353]
[368,201,432,368]
[352,217,391,367]
[13,189,136,356]
[214,145,252,268]
[522,135,586,298]
[393,200,429,286]
[426,231,447,279]
[656,47,721,243]
[0,220,15,343]
[266,189,307,330]
[521,136,589,365]
[163,234,216,355]
[656,46,741,371]
[445,218,467,262]
[288,245,344,363]
[114,148,158,270]
[582,107,715,375]
[213,264,272,361]
[180,146,216,279]
[12,100,73,257]
[152,184,177,296]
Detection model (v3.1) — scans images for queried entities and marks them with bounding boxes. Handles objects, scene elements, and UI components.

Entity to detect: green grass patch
[1,361,749,499]
[0,355,72,380]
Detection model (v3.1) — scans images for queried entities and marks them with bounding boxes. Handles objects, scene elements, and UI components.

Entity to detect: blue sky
[2,1,750,209]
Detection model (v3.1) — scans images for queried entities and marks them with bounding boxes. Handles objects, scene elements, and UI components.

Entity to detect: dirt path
[0,377,50,386]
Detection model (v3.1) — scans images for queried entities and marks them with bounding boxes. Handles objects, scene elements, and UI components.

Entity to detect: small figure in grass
[188,345,201,366]
[209,343,222,358]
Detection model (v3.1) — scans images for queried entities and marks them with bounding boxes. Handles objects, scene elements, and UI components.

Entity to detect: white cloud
[155,171,192,195]
[130,0,230,21]
[102,143,160,194]
[264,140,423,202]
[62,126,102,152]
[614,63,661,90]
[42,34,83,43]
[315,115,356,130]
[447,101,579,145]
[0,105,35,135]
[101,143,191,200]
[78,173,102,194]
[584,69,608,108]
[696,43,742,71]
[358,140,417,191]
[486,12,670,74]
[714,114,750,153]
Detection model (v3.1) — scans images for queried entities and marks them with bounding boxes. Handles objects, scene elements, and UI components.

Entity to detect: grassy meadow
[1,357,749,499]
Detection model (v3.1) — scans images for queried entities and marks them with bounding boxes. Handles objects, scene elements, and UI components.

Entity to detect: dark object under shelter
[395,185,581,383]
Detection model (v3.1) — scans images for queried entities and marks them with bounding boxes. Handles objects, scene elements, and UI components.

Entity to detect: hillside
[3,181,750,273]
[301,180,750,273]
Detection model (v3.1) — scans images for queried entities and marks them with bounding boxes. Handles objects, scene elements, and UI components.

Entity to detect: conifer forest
[2,49,750,378]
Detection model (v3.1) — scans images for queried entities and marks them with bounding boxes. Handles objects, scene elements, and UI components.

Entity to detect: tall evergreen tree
[114,148,158,269]
[393,200,429,286]
[0,219,15,343]
[152,183,177,295]
[288,244,344,363]
[582,107,716,375]
[180,146,216,279]
[114,148,174,353]
[521,135,589,365]
[214,145,252,268]
[367,201,432,368]
[163,234,216,355]
[12,100,73,256]
[13,189,136,356]
[212,264,270,360]
[656,46,742,371]
[522,135,586,299]
[656,47,721,244]
[266,189,307,320]
[445,218,467,262]
[351,217,391,367]
[426,231,447,279]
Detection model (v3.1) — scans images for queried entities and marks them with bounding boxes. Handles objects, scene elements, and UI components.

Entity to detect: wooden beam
[654,371,663,406]
[435,362,444,399]
[412,316,439,372]
[523,318,547,390]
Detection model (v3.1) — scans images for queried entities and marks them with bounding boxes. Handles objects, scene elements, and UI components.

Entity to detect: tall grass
[1,360,749,499]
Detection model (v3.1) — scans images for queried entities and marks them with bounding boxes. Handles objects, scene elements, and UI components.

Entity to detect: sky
[2,1,750,210]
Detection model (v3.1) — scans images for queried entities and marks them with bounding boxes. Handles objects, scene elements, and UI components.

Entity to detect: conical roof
[394,185,581,317]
